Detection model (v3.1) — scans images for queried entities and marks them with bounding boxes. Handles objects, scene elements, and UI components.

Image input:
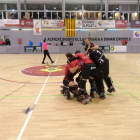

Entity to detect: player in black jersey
[89,47,116,95]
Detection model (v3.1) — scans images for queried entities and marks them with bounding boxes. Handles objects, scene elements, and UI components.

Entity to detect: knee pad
[69,85,78,93]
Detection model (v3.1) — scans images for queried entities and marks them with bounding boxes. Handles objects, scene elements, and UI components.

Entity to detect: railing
[0,19,140,29]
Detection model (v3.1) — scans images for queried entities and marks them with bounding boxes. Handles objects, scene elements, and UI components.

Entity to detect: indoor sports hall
[0,0,140,140]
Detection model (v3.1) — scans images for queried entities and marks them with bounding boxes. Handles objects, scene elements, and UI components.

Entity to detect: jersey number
[97,50,101,55]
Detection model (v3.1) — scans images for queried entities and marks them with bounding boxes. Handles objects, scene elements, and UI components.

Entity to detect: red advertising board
[20,20,33,27]
[116,20,127,28]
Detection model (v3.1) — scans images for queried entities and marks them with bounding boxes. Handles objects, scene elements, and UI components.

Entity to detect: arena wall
[0,30,140,53]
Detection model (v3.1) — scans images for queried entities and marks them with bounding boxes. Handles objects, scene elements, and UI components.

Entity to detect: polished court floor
[0,54,140,140]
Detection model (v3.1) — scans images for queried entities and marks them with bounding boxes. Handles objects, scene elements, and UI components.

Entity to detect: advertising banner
[110,46,127,52]
[42,20,64,27]
[133,31,140,38]
[116,20,127,28]
[0,19,19,26]
[97,20,115,28]
[131,20,140,27]
[33,20,42,35]
[76,20,97,28]
[20,20,33,27]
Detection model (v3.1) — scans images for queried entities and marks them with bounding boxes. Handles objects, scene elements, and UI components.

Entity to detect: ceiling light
[54,7,56,9]
[116,8,118,9]
[75,7,77,9]
[12,9,15,11]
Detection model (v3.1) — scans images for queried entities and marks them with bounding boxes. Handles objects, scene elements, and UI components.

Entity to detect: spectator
[122,38,128,45]
[39,40,42,46]
[0,39,4,45]
[23,16,26,20]
[120,14,125,20]
[30,16,33,20]
[81,38,85,45]
[29,40,33,46]
[125,38,128,45]
[71,13,75,19]
[69,40,73,46]
[102,14,106,20]
[60,40,63,46]
[5,39,7,45]
[65,14,69,18]
[6,39,10,45]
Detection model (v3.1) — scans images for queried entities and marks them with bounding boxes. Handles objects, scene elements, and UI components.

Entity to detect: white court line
[17,56,59,140]
[137,60,140,66]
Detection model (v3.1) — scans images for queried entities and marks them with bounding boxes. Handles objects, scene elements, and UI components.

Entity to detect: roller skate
[78,89,91,104]
[99,92,106,99]
[107,86,116,93]
[60,86,71,100]
[85,93,92,102]
[77,95,88,105]
[60,86,65,94]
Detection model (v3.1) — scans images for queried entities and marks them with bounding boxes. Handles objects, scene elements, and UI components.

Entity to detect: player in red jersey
[61,52,89,104]
[74,51,96,100]
[75,50,96,98]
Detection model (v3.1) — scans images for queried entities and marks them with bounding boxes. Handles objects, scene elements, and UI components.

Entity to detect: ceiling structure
[0,0,139,4]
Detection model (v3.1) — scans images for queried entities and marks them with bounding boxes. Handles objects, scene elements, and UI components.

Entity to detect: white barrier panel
[0,19,19,26]
[42,20,64,27]
[97,20,115,28]
[33,20,42,35]
[133,31,140,38]
[110,46,127,52]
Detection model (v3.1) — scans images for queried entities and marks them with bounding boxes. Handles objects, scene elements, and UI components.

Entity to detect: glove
[79,61,83,66]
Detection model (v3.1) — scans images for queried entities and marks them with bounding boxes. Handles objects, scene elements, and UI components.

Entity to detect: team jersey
[75,53,94,64]
[63,59,78,80]
[89,49,107,64]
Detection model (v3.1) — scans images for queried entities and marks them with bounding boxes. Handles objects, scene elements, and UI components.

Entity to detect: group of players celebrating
[61,38,116,105]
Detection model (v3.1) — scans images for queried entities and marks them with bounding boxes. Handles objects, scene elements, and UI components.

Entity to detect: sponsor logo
[135,21,140,25]
[98,21,102,26]
[21,21,24,26]
[135,31,140,37]
[110,46,114,51]
[77,21,82,27]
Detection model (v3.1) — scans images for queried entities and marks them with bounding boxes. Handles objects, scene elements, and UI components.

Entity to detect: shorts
[82,63,96,79]
[63,78,74,87]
